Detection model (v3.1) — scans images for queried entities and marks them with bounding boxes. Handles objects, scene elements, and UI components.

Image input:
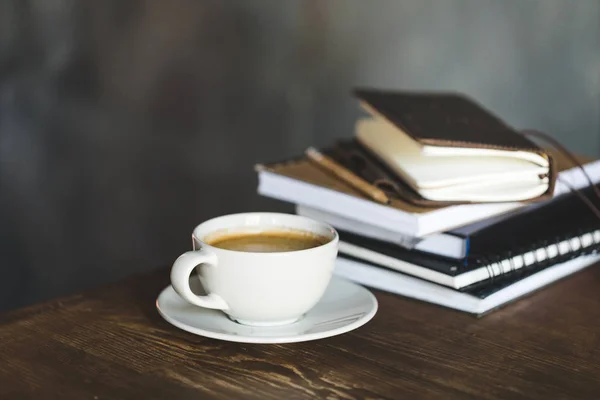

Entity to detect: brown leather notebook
[327,139,555,207]
[352,88,557,204]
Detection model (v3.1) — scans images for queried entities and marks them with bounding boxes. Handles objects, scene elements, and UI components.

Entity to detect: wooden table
[1,264,599,400]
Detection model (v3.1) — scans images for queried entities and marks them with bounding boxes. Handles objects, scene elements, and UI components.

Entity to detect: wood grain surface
[1,264,599,400]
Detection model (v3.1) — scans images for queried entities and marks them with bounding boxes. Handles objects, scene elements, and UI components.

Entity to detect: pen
[305,147,390,205]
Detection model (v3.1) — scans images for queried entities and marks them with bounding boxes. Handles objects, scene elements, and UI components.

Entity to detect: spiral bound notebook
[339,228,600,290]
[334,252,600,315]
[335,185,600,289]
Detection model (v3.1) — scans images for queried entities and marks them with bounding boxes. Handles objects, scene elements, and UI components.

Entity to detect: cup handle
[170,249,228,310]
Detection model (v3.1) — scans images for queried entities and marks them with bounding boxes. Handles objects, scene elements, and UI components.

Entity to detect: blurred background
[0,0,599,311]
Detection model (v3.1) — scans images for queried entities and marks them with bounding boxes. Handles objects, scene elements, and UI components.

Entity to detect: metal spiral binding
[477,255,494,281]
[475,228,600,283]
[506,250,516,274]
[566,233,579,260]
[516,244,529,275]
[537,240,554,269]
[552,233,570,263]
[488,254,503,281]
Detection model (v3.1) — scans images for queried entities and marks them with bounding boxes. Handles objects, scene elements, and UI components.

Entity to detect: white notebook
[257,158,600,237]
[356,118,551,202]
[296,204,469,259]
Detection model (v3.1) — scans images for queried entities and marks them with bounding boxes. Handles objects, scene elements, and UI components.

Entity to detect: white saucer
[156,276,378,344]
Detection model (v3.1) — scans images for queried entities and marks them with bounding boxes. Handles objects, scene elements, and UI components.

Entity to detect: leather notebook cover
[353,88,546,153]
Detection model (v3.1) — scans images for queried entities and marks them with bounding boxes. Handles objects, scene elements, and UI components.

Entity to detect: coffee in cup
[170,212,338,326]
[206,230,330,252]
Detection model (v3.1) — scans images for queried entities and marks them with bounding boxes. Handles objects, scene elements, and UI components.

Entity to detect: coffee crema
[206,230,330,253]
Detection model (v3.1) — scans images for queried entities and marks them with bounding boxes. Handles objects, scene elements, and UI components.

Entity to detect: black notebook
[334,252,600,315]
[336,185,600,289]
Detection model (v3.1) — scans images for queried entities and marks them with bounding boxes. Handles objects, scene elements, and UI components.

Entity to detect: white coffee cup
[170,212,339,326]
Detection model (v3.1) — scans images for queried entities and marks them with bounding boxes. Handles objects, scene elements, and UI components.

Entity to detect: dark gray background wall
[1,0,599,311]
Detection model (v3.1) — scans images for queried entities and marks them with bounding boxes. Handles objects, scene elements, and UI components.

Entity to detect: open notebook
[354,89,556,203]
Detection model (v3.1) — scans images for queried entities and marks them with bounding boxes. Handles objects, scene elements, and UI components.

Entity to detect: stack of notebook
[255,88,600,316]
